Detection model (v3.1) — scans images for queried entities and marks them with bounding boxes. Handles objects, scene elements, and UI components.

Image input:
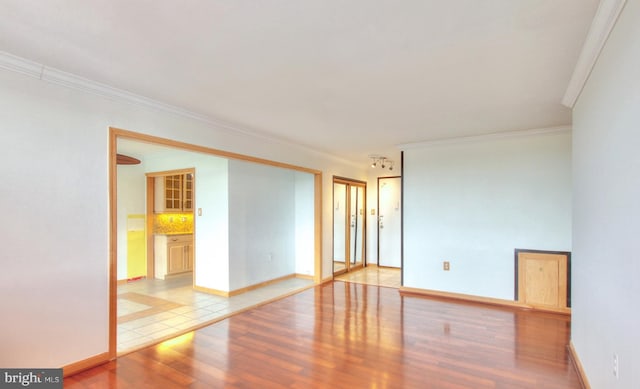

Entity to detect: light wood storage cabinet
[154,234,193,279]
[155,173,193,212]
[516,250,570,313]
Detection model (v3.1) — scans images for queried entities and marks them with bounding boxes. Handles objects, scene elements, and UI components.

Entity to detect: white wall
[192,158,230,292]
[571,1,640,387]
[295,171,315,276]
[228,160,297,290]
[140,148,231,292]
[403,132,572,299]
[0,64,365,368]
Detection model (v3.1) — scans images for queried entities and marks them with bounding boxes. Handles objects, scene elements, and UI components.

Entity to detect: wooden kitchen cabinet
[154,173,193,212]
[167,236,193,274]
[154,234,193,279]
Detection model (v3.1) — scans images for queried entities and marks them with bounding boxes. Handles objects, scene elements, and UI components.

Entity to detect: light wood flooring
[68,281,580,388]
[335,265,401,288]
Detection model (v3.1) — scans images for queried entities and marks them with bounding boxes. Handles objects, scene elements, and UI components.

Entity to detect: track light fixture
[368,155,394,171]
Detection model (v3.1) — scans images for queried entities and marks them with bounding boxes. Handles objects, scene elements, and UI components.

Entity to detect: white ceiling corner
[562,0,628,108]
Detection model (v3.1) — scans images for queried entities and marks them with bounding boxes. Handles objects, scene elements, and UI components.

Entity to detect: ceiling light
[369,155,394,171]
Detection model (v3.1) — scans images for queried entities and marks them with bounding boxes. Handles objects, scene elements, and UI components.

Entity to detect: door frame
[332,176,367,276]
[109,127,324,360]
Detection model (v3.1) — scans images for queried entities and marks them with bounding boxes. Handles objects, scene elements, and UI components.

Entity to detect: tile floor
[117,273,314,353]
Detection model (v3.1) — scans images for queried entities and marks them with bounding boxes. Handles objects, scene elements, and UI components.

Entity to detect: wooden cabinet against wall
[154,234,193,279]
[516,250,570,313]
[167,235,193,274]
[154,173,193,212]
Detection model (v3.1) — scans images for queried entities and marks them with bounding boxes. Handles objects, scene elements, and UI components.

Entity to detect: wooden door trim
[514,248,571,307]
[145,168,195,177]
[333,176,367,186]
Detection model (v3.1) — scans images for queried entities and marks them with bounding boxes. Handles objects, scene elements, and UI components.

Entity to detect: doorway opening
[332,177,366,276]
[110,128,323,358]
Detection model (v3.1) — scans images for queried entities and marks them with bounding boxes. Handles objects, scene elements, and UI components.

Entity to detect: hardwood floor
[65,282,580,388]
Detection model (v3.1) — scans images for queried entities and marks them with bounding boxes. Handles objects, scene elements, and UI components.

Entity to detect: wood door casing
[516,250,570,313]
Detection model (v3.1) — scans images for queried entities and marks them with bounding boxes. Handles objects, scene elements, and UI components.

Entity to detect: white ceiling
[0,0,598,163]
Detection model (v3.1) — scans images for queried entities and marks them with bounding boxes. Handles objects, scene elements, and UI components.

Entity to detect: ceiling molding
[0,51,44,78]
[0,50,361,168]
[562,0,627,108]
[397,126,572,150]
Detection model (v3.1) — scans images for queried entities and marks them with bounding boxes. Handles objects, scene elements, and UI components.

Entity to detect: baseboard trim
[295,273,314,280]
[62,352,110,377]
[193,285,229,297]
[321,276,334,284]
[399,286,571,315]
[228,274,297,296]
[117,276,147,285]
[568,341,591,389]
[194,274,304,298]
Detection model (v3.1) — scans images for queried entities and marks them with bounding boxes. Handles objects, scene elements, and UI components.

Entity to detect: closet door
[333,178,366,275]
[350,186,365,269]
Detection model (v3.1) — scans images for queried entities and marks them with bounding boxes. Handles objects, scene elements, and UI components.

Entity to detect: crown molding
[0,51,44,78]
[562,0,627,108]
[397,125,572,150]
[0,50,360,168]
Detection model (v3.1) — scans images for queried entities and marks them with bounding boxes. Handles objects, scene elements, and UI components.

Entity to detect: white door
[378,177,401,267]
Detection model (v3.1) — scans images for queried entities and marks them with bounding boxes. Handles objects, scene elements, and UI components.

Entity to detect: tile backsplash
[154,213,193,234]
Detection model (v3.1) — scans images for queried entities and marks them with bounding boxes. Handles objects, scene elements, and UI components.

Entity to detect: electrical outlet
[613,353,619,379]
[443,261,450,271]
